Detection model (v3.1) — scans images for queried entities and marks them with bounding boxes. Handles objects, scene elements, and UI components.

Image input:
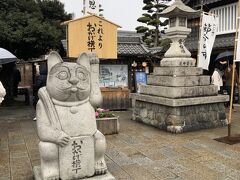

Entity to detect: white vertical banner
[198,14,219,70]
[83,0,99,15]
[235,17,240,62]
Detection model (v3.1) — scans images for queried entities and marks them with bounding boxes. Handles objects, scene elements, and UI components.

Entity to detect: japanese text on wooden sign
[87,20,104,52]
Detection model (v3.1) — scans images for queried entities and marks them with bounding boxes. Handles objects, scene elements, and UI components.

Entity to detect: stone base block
[33,166,115,180]
[147,75,210,87]
[139,85,218,98]
[160,57,196,67]
[154,67,203,76]
[131,93,228,107]
[132,98,227,133]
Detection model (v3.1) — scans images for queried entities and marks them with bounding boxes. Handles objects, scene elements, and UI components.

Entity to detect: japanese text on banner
[198,14,218,70]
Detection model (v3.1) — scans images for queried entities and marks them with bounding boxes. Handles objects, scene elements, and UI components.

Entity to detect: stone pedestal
[131,66,228,133]
[33,166,115,180]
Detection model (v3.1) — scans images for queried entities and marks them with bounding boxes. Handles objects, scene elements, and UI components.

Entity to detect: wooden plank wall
[101,87,131,110]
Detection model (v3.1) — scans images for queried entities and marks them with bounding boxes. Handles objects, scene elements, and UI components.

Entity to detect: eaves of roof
[203,0,225,5]
[61,36,150,57]
[183,0,237,7]
[148,47,164,54]
[160,0,199,18]
[61,14,121,28]
[184,33,235,52]
[183,0,222,5]
[117,43,149,56]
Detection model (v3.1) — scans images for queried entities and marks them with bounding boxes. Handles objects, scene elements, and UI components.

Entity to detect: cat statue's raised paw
[35,51,113,180]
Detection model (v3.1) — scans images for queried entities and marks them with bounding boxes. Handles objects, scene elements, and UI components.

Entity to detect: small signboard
[135,71,147,92]
[136,71,147,85]
[99,64,128,87]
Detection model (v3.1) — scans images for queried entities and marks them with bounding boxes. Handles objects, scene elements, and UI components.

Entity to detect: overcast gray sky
[59,0,145,31]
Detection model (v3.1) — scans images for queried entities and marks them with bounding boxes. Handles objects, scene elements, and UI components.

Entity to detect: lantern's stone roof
[160,0,199,18]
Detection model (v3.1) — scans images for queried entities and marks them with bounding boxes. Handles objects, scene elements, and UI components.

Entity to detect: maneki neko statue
[34,51,114,180]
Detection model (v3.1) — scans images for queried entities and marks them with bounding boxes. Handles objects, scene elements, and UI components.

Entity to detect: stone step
[147,75,210,87]
[154,67,203,76]
[139,85,218,98]
[130,93,228,107]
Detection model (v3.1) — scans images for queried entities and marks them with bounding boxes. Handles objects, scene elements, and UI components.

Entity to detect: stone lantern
[160,0,199,67]
[130,0,228,134]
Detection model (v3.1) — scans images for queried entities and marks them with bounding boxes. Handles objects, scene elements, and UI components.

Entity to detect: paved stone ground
[0,105,240,180]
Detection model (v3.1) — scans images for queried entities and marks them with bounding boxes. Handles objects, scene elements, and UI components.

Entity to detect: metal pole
[197,0,204,67]
[228,1,240,138]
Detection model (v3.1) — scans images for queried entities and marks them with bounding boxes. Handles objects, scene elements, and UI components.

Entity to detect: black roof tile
[185,33,235,52]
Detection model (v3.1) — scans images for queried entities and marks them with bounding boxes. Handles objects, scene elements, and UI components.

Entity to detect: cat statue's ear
[77,52,102,108]
[76,52,90,71]
[47,51,63,73]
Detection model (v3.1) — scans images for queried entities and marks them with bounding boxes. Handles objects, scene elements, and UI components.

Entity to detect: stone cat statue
[36,51,107,180]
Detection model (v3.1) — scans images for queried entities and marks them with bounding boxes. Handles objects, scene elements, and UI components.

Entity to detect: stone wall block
[147,110,154,119]
[169,107,182,116]
[151,120,159,127]
[218,112,226,120]
[158,122,167,129]
[165,115,184,126]
[155,113,163,123]
[140,108,148,118]
[213,104,219,111]
[142,117,150,124]
[218,103,226,110]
